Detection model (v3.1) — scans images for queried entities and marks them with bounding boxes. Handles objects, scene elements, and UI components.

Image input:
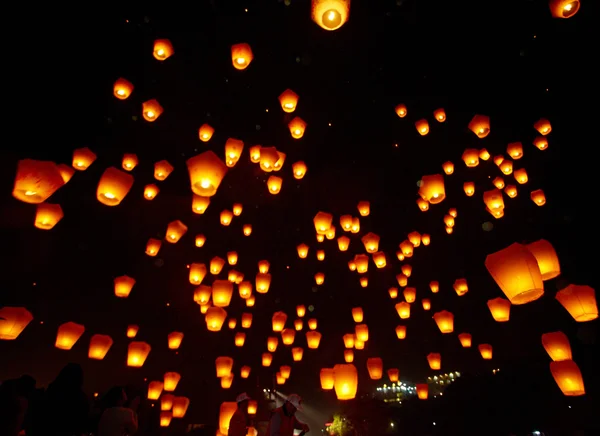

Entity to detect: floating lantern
[127,341,151,367]
[256,273,272,293]
[442,161,454,175]
[243,224,253,236]
[415,119,429,135]
[418,174,446,204]
[0,307,33,340]
[333,364,357,400]
[231,43,253,70]
[240,366,251,378]
[395,104,407,118]
[555,285,598,322]
[311,0,351,31]
[57,164,75,184]
[126,325,139,338]
[427,353,441,370]
[172,397,190,418]
[430,281,439,293]
[113,78,134,100]
[534,118,552,135]
[487,298,511,322]
[549,0,580,18]
[72,147,97,171]
[433,310,454,333]
[143,184,159,200]
[297,243,309,258]
[361,232,380,253]
[220,209,233,226]
[462,149,479,167]
[507,142,524,159]
[550,360,585,396]
[464,182,475,196]
[395,302,410,319]
[525,239,560,280]
[306,331,322,349]
[142,99,163,122]
[534,136,549,150]
[210,256,226,274]
[165,220,188,243]
[216,356,234,377]
[453,278,468,296]
[267,176,283,194]
[366,357,383,380]
[168,332,184,349]
[161,394,174,411]
[164,372,181,391]
[468,114,490,138]
[121,153,138,171]
[34,203,64,230]
[542,331,572,361]
[279,89,299,112]
[147,381,163,400]
[530,189,546,206]
[416,384,428,400]
[403,287,416,303]
[433,108,446,122]
[153,39,174,60]
[114,275,136,298]
[205,307,227,331]
[224,138,244,167]
[199,124,214,142]
[479,344,493,360]
[504,185,518,198]
[292,161,307,179]
[458,333,472,347]
[288,117,307,139]
[395,325,406,339]
[186,151,228,197]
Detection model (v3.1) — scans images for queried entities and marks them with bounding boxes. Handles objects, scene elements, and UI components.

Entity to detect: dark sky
[1,0,596,430]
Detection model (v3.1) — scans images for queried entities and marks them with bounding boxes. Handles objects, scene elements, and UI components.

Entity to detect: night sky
[1,0,596,431]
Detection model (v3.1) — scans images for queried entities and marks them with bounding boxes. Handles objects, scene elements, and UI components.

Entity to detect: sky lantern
[542,331,572,361]
[373,252,386,268]
[205,307,227,331]
[325,226,336,239]
[280,365,292,379]
[168,332,184,350]
[359,277,368,287]
[249,145,261,163]
[415,119,429,135]
[354,340,364,350]
[220,209,233,226]
[194,234,206,248]
[292,347,304,361]
[395,325,406,339]
[479,344,493,360]
[479,148,491,160]
[418,174,446,204]
[152,160,173,181]
[276,373,286,385]
[0,307,33,340]
[366,358,383,379]
[186,151,228,197]
[504,185,518,198]
[550,361,585,396]
[534,136,549,150]
[320,368,335,390]
[458,333,472,347]
[306,331,322,349]
[219,402,238,435]
[427,353,441,370]
[487,298,511,322]
[227,251,239,266]
[224,138,244,168]
[348,260,356,271]
[500,160,513,175]
[161,394,175,411]
[433,108,446,122]
[388,287,398,299]
[485,242,544,304]
[210,256,226,274]
[212,280,234,307]
[351,307,364,323]
[453,278,468,296]
[88,335,113,360]
[422,299,431,311]
[267,336,279,352]
[243,224,252,236]
[463,181,475,196]
[399,240,414,258]
[429,281,439,293]
[525,239,561,280]
[142,183,159,200]
[198,123,215,142]
[444,214,455,228]
[126,325,139,338]
[354,254,369,273]
[407,232,421,247]
[34,203,64,230]
[442,161,454,175]
[314,211,333,234]
[316,249,325,261]
[356,201,370,216]
[549,0,580,18]
[403,287,416,303]
[147,381,163,400]
[164,372,181,392]
[468,114,490,138]
[297,243,309,258]
[396,274,408,287]
[221,374,234,389]
[530,189,546,206]
[292,161,307,179]
[228,318,237,329]
[506,142,524,159]
[288,116,307,139]
[433,310,454,333]
[142,99,163,122]
[261,353,273,367]
[344,349,354,362]
[279,89,299,112]
[165,220,188,243]
[267,175,283,194]
[238,281,252,299]
[121,153,138,171]
[350,217,360,233]
[272,311,287,332]
[259,146,278,172]
[340,215,353,231]
[281,328,296,345]
[72,147,97,171]
[57,164,75,184]
[416,384,428,400]
[311,0,350,30]
[199,303,210,314]
[172,397,190,418]
[153,38,174,60]
[513,168,528,184]
[114,275,136,298]
[256,273,272,293]
[231,43,253,69]
[240,366,251,378]
[395,302,410,319]
[333,363,358,400]
[483,189,505,216]
[361,232,380,253]
[416,198,429,212]
[127,341,151,367]
[462,149,479,167]
[555,285,598,322]
[113,77,134,100]
[534,118,552,135]
[296,305,306,318]
[343,334,355,348]
[191,194,211,214]
[395,103,407,117]
[492,177,505,190]
[215,356,234,378]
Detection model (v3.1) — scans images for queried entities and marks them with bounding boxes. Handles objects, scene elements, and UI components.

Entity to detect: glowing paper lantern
[34,203,64,230]
[542,331,572,361]
[279,89,299,112]
[415,119,429,135]
[468,114,490,138]
[219,402,238,435]
[395,104,407,118]
[126,325,139,338]
[72,147,97,171]
[458,333,472,348]
[478,344,493,360]
[333,364,358,400]
[526,239,561,280]
[12,159,64,204]
[127,341,151,367]
[199,124,215,142]
[288,117,307,139]
[142,99,163,122]
[550,360,585,396]
[366,358,383,379]
[168,332,184,350]
[267,176,283,194]
[416,384,428,400]
[153,39,174,60]
[534,118,552,135]
[172,397,190,418]
[164,372,181,391]
[113,78,134,100]
[320,368,335,390]
[192,194,210,214]
[311,0,351,31]
[96,167,134,206]
[216,356,234,377]
[433,310,454,333]
[147,381,163,400]
[206,307,227,331]
[186,151,228,197]
[55,322,85,350]
[0,307,33,340]
[165,220,188,243]
[154,160,173,181]
[555,285,598,322]
[427,353,441,370]
[487,298,511,322]
[418,174,446,204]
[231,43,253,70]
[433,108,446,122]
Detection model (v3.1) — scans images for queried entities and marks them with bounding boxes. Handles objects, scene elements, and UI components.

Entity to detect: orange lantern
[478,344,493,360]
[142,99,163,122]
[172,397,190,418]
[534,136,549,150]
[143,184,159,200]
[403,287,416,303]
[114,275,136,298]
[416,384,428,400]
[224,138,244,167]
[372,252,386,268]
[0,307,33,340]
[506,142,524,159]
[195,234,206,247]
[395,325,406,339]
[198,123,215,142]
[333,364,358,400]
[221,374,234,389]
[189,263,207,285]
[487,298,511,322]
[57,164,75,184]
[389,287,398,299]
[126,325,139,338]
[343,334,355,348]
[288,117,307,139]
[525,239,560,280]
[161,394,174,411]
[231,43,253,70]
[240,366,251,378]
[296,305,306,318]
[255,273,272,293]
[462,149,480,167]
[88,334,113,360]
[514,168,528,184]
[433,108,446,122]
[468,114,490,138]
[344,349,354,362]
[555,284,598,322]
[463,182,475,196]
[279,89,299,113]
[422,299,431,311]
[220,209,233,226]
[120,154,138,172]
[297,243,309,258]
[308,318,318,330]
[191,194,211,214]
[186,151,228,197]
[281,328,296,345]
[164,372,181,391]
[272,311,287,332]
[96,167,134,206]
[306,331,322,349]
[205,307,227,331]
[479,148,491,160]
[399,240,414,257]
[212,280,233,307]
[267,175,283,194]
[485,242,544,304]
[534,118,552,135]
[262,353,273,367]
[549,0,580,18]
[168,332,184,349]
[267,336,279,352]
[542,331,572,361]
[351,307,364,323]
[243,224,252,236]
[311,0,351,31]
[34,203,64,230]
[320,368,335,390]
[427,353,441,370]
[127,341,151,367]
[458,333,472,347]
[147,381,163,400]
[154,160,173,181]
[530,189,546,206]
[210,256,226,275]
[550,360,585,396]
[429,281,439,293]
[72,147,97,171]
[113,78,134,100]
[433,310,454,333]
[395,302,410,319]
[216,356,234,377]
[453,278,468,296]
[366,357,383,379]
[314,211,333,234]
[292,347,304,361]
[153,39,174,60]
[292,161,307,179]
[241,313,253,328]
[395,103,407,117]
[219,402,238,435]
[160,411,172,427]
[504,185,518,198]
[442,161,454,175]
[418,174,446,204]
[165,220,188,243]
[361,232,380,253]
[415,119,429,135]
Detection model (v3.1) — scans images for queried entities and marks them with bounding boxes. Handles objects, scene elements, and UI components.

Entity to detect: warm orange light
[530,189,546,206]
[395,104,407,118]
[279,89,299,113]
[542,331,572,361]
[243,224,252,236]
[479,344,493,360]
[224,138,244,168]
[165,220,188,243]
[333,364,358,400]
[0,307,33,340]
[114,275,136,298]
[555,284,598,322]
[153,39,174,60]
[463,181,475,196]
[468,114,490,138]
[415,119,429,135]
[433,108,446,122]
[267,175,283,194]
[533,118,552,135]
[186,151,228,197]
[311,0,351,31]
[442,161,454,175]
[433,310,454,333]
[458,333,472,347]
[288,117,307,139]
[113,77,134,100]
[231,43,253,69]
[72,147,97,171]
[487,297,511,322]
[198,123,215,142]
[127,341,151,367]
[142,99,164,122]
[34,203,64,230]
[292,161,307,179]
[418,174,446,204]
[220,209,233,226]
[88,334,113,360]
[462,149,480,167]
[534,136,549,150]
